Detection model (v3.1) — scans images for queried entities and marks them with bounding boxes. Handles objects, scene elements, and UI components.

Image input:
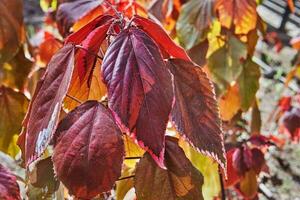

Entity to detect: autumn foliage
[0,0,299,199]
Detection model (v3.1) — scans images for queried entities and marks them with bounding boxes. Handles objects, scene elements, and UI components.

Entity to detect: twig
[219,168,226,200]
[66,94,82,104]
[75,45,103,60]
[117,175,135,181]
[125,157,141,160]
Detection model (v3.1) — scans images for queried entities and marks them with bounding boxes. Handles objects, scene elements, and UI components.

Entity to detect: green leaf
[207,35,247,91]
[0,86,28,157]
[237,58,260,111]
[179,139,221,200]
[176,0,214,49]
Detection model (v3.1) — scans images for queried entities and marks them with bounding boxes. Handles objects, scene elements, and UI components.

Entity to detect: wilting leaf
[102,27,173,168]
[218,84,240,121]
[179,139,221,200]
[0,0,24,63]
[207,35,247,91]
[215,0,257,34]
[18,44,75,166]
[176,0,214,49]
[237,58,260,111]
[53,101,124,199]
[56,0,104,36]
[135,137,204,200]
[64,59,107,110]
[29,157,59,193]
[0,164,20,200]
[0,48,32,90]
[0,86,28,157]
[237,170,258,199]
[133,15,191,61]
[167,59,225,169]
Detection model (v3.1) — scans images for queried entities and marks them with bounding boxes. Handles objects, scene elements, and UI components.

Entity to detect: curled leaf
[0,164,21,200]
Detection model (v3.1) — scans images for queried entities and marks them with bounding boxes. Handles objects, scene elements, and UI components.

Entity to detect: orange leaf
[215,0,257,34]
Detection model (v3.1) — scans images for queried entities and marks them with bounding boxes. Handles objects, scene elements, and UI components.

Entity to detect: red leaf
[132,15,191,61]
[56,0,105,36]
[65,15,114,44]
[0,164,20,200]
[224,148,240,188]
[278,96,292,111]
[248,135,273,147]
[53,101,124,199]
[102,27,173,168]
[74,20,112,81]
[232,147,249,175]
[166,59,226,169]
[19,44,75,167]
[134,136,204,200]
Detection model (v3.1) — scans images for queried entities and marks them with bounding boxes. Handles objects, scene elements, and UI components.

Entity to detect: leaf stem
[125,157,141,160]
[66,94,82,104]
[219,168,226,200]
[117,175,135,181]
[75,45,103,60]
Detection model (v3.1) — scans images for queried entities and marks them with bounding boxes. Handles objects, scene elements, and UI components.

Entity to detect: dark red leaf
[248,135,273,147]
[166,59,226,169]
[282,108,300,142]
[133,15,191,61]
[102,27,173,168]
[53,101,124,199]
[18,44,75,167]
[56,0,105,36]
[232,147,249,175]
[0,164,20,200]
[134,136,204,200]
[250,148,265,174]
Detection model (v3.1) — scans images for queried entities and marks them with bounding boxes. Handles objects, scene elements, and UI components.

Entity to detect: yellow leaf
[218,85,241,121]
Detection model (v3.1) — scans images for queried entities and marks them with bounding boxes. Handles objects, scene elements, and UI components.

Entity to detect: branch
[125,157,141,160]
[219,168,226,200]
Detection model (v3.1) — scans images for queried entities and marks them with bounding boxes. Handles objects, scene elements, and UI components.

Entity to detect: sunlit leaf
[102,27,173,168]
[135,137,204,200]
[167,59,226,169]
[176,0,214,49]
[237,170,258,199]
[223,149,240,188]
[116,165,135,200]
[207,35,247,91]
[0,0,24,63]
[237,58,260,111]
[0,48,32,90]
[38,32,63,65]
[218,84,240,121]
[0,86,28,157]
[215,0,257,34]
[179,139,221,200]
[133,15,191,61]
[53,101,124,199]
[18,44,75,166]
